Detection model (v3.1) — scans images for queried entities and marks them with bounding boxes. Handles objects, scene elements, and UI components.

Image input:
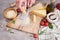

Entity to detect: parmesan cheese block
[30,3,46,18]
[31,10,46,17]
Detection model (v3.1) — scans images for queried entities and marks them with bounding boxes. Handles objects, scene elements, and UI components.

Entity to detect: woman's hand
[16,0,35,11]
[16,0,27,11]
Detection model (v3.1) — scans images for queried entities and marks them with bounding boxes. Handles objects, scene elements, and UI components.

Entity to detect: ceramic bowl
[4,7,17,19]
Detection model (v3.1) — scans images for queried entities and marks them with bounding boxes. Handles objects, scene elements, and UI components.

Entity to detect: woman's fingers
[16,0,27,11]
[30,0,35,7]
[16,0,36,11]
[27,0,31,7]
[16,0,20,8]
[20,0,27,12]
[28,0,35,7]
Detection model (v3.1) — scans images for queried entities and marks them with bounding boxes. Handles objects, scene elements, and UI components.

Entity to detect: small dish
[4,7,17,19]
[47,12,59,23]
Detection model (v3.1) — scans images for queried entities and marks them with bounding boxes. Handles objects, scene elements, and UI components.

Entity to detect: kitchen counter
[0,0,60,40]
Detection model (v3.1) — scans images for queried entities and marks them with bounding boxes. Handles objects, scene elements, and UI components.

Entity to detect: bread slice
[30,3,46,18]
[30,3,44,10]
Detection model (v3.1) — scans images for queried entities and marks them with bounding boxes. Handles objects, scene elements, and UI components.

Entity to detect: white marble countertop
[0,0,60,40]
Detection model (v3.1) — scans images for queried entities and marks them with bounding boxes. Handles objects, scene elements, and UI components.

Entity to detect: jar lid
[47,12,59,23]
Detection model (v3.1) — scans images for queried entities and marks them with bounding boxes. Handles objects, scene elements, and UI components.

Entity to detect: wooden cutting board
[6,14,42,34]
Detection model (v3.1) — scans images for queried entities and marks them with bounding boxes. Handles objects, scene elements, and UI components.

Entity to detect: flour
[6,10,16,18]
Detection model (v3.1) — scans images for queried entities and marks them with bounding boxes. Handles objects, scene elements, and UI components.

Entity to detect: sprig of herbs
[12,20,15,24]
[39,30,45,35]
[48,23,53,29]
